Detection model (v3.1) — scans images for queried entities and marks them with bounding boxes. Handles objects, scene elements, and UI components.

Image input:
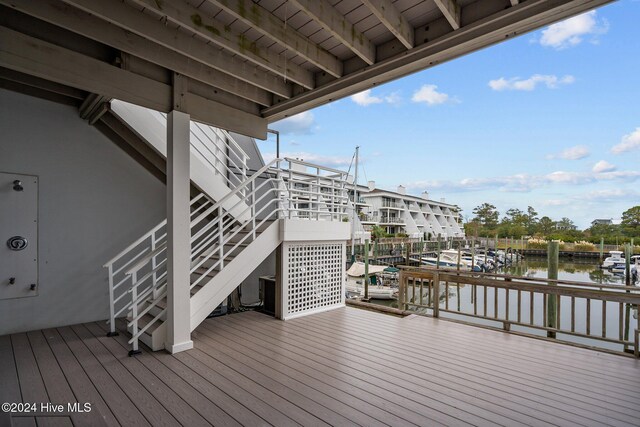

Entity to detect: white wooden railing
[105,158,352,351]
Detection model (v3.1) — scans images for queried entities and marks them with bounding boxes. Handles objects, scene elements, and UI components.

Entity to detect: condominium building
[350,181,464,239]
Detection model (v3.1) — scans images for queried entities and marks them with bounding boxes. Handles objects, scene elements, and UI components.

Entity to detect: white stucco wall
[0,89,166,335]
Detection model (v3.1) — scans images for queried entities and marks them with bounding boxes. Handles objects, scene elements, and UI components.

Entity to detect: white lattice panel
[282,241,345,320]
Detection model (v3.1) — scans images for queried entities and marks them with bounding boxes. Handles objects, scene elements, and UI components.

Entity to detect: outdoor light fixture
[13,180,23,191]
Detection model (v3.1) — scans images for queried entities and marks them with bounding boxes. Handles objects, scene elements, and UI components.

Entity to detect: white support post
[107,264,117,336]
[165,97,193,353]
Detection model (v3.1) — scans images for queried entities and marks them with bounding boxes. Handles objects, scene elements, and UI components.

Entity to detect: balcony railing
[359,214,376,222]
[380,216,405,224]
[382,200,402,208]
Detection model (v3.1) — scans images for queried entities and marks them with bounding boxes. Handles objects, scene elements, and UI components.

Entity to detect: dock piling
[599,237,604,262]
[364,239,370,301]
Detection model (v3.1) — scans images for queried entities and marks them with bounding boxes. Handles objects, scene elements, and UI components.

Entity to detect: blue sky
[265,1,640,229]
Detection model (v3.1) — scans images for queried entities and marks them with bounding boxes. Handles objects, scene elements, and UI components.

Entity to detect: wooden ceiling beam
[0,26,267,138]
[361,0,414,49]
[132,0,314,89]
[289,0,376,65]
[59,0,292,98]
[433,0,461,30]
[1,0,273,106]
[262,0,613,122]
[212,0,343,78]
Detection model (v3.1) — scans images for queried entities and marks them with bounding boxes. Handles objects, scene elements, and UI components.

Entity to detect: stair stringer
[190,220,281,331]
[110,100,250,222]
[147,322,166,352]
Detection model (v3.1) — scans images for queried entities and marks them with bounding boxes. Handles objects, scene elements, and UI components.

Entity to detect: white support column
[165,102,193,353]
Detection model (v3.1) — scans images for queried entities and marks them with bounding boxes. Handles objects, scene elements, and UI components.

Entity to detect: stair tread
[232,221,274,234]
[127,312,162,336]
[195,253,238,264]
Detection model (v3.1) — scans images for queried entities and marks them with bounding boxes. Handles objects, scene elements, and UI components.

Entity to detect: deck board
[194,323,430,426]
[0,335,22,427]
[259,309,635,427]
[1,306,639,426]
[86,322,242,427]
[41,327,116,427]
[312,310,640,423]
[55,326,151,426]
[219,313,560,427]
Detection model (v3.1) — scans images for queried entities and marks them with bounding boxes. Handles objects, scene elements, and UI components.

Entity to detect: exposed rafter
[2,0,614,140]
[361,0,414,49]
[289,0,376,65]
[1,0,272,106]
[262,0,613,122]
[132,0,314,89]
[212,0,342,78]
[59,0,292,98]
[433,0,461,30]
[0,26,267,138]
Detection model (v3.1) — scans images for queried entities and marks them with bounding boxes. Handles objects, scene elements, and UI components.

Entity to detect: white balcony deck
[2,307,639,426]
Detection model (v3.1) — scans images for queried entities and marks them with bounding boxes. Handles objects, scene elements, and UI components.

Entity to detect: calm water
[373,257,638,352]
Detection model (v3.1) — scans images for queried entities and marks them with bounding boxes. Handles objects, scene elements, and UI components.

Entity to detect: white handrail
[103,193,206,268]
[108,156,354,350]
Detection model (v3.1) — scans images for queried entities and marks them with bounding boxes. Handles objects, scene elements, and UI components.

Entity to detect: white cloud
[546,145,590,160]
[545,170,589,184]
[350,89,402,106]
[263,151,354,169]
[350,89,383,106]
[271,111,317,135]
[581,189,635,201]
[592,160,616,173]
[404,168,640,194]
[611,127,640,154]
[538,11,609,50]
[489,74,575,91]
[541,189,637,207]
[384,92,401,105]
[541,199,571,207]
[411,84,453,106]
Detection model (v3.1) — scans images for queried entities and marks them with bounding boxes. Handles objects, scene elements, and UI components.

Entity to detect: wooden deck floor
[2,307,639,427]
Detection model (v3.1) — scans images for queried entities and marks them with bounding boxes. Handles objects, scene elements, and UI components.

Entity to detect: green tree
[525,206,539,234]
[586,223,618,240]
[621,206,640,236]
[370,225,389,241]
[556,217,577,231]
[464,219,482,238]
[538,216,555,236]
[472,203,499,229]
[503,208,526,226]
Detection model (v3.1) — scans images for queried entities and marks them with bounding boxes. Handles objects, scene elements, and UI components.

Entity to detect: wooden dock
[2,307,640,426]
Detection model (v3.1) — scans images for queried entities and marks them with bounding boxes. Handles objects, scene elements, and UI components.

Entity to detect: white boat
[422,250,483,271]
[346,262,397,300]
[602,251,624,269]
[420,255,459,269]
[345,281,397,300]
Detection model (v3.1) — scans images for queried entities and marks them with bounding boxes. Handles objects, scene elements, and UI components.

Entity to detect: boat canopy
[347,262,387,277]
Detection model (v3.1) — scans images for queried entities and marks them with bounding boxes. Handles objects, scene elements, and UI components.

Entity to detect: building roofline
[359,188,457,208]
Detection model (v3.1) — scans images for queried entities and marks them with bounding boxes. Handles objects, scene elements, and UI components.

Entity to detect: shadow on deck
[2,307,639,426]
